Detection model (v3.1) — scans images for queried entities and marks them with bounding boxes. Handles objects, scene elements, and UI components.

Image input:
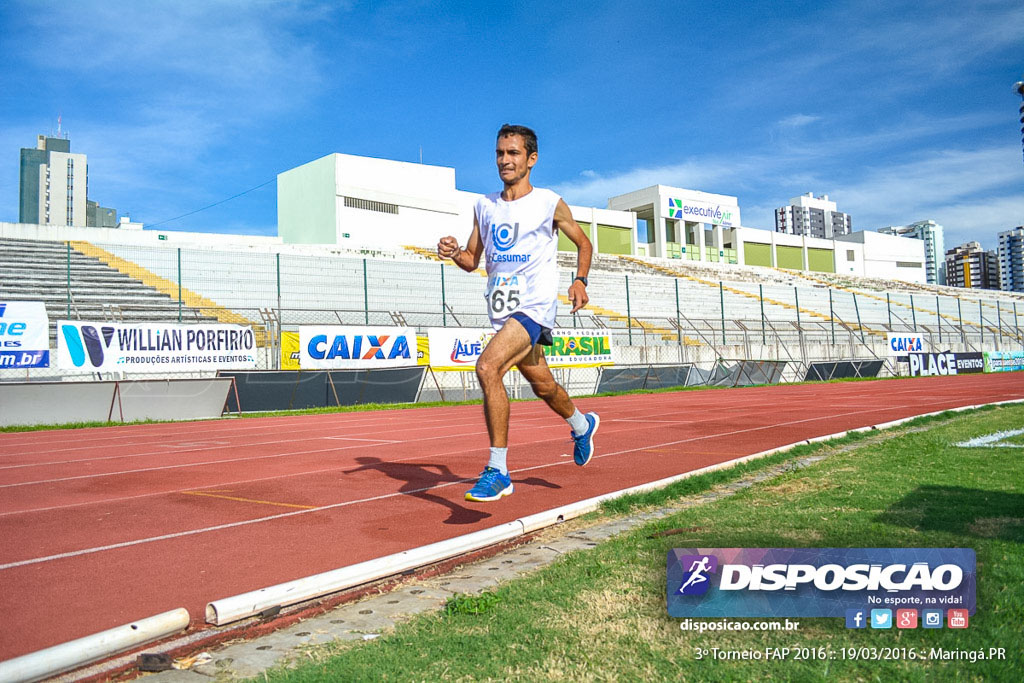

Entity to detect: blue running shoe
[572,412,600,466]
[465,466,513,502]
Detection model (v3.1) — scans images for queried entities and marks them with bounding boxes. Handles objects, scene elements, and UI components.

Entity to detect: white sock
[487,447,508,475]
[567,408,589,436]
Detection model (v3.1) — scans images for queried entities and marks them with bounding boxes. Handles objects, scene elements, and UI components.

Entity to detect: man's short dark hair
[497,124,538,157]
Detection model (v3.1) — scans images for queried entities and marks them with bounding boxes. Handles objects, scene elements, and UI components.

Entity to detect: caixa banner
[0,302,50,368]
[907,352,984,377]
[58,321,257,372]
[667,548,975,618]
[300,326,416,369]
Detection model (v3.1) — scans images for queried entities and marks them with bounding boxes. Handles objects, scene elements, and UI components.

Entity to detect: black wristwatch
[574,276,588,287]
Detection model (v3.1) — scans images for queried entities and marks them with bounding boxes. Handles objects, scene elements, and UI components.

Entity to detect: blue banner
[667,548,975,618]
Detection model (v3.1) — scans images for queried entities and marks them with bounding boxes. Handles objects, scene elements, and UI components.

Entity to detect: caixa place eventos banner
[0,302,50,368]
[667,548,975,618]
[300,326,416,369]
[58,321,257,372]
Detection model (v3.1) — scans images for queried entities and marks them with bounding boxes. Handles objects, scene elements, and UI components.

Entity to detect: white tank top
[475,187,561,329]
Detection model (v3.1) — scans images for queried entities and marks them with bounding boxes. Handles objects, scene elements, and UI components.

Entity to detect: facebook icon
[845,609,867,629]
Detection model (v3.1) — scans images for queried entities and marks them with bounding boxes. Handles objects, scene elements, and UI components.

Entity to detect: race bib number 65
[486,276,524,317]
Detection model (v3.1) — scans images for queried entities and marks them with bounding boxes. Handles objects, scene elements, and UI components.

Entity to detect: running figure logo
[677,554,718,595]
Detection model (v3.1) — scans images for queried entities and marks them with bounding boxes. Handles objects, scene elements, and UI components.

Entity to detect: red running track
[1,373,1022,661]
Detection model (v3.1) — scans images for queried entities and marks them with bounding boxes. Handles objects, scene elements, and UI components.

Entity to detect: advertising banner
[426,328,615,371]
[907,352,984,377]
[667,548,975,618]
[427,328,493,371]
[57,321,257,372]
[983,350,1024,373]
[0,302,50,368]
[299,326,416,369]
[886,332,925,356]
[285,330,428,369]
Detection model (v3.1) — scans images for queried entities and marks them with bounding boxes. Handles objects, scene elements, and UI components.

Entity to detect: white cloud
[777,114,820,129]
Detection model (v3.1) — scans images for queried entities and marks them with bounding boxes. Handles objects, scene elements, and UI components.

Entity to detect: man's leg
[465,318,534,502]
[475,318,535,448]
[517,347,600,466]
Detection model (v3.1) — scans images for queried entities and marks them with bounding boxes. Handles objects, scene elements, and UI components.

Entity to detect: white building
[277,153,637,255]
[19,135,88,227]
[997,226,1024,292]
[775,193,852,239]
[877,219,946,285]
[606,185,740,261]
[834,231,927,283]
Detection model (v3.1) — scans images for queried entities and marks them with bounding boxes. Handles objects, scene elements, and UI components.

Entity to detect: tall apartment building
[877,219,946,285]
[997,226,1024,292]
[945,242,999,290]
[775,193,851,239]
[18,133,116,227]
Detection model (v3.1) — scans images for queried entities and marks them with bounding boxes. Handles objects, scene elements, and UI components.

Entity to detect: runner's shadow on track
[346,457,489,525]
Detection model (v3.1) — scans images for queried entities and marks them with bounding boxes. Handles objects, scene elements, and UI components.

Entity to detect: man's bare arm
[437,217,484,273]
[553,199,592,313]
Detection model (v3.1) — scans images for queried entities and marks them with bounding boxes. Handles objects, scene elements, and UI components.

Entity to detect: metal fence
[4,239,1024,383]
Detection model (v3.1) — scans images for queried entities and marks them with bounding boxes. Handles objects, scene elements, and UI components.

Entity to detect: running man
[437,123,599,502]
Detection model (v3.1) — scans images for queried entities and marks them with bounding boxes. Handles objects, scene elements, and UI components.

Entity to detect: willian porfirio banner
[299,326,416,369]
[0,302,50,368]
[667,548,975,618]
[426,328,615,371]
[57,321,257,372]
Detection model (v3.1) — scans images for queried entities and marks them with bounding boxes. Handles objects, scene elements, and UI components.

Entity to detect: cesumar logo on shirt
[491,222,519,251]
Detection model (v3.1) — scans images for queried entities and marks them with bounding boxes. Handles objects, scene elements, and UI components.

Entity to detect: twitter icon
[870,609,892,629]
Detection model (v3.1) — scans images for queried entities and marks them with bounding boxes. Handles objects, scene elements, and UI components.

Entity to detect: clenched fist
[437,236,459,259]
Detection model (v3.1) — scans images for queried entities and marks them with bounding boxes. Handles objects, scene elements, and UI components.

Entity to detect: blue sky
[1,0,1021,249]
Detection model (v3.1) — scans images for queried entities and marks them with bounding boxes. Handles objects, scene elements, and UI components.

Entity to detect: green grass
[253,404,1023,682]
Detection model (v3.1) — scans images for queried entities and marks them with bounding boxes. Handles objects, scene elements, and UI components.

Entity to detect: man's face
[495,134,536,186]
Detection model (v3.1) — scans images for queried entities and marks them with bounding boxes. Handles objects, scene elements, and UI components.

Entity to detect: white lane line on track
[0,411,564,461]
[0,416,576,474]
[0,395,989,570]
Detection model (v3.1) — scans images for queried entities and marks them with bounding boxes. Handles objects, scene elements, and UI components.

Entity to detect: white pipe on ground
[0,608,189,683]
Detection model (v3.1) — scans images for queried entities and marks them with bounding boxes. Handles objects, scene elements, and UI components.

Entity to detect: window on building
[343,196,399,214]
[846,250,855,261]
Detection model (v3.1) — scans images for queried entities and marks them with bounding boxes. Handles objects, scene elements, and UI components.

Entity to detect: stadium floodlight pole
[440,263,447,328]
[177,248,182,323]
[1015,302,1020,349]
[997,305,1003,350]
[720,281,726,346]
[759,284,766,345]
[625,275,632,345]
[362,259,369,325]
[276,253,282,371]
[886,293,892,329]
[853,293,864,344]
[675,278,681,346]
[958,297,965,347]
[979,299,984,347]
[910,294,917,331]
[828,288,835,345]
[1015,79,1024,164]
[66,242,71,318]
[936,296,941,344]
